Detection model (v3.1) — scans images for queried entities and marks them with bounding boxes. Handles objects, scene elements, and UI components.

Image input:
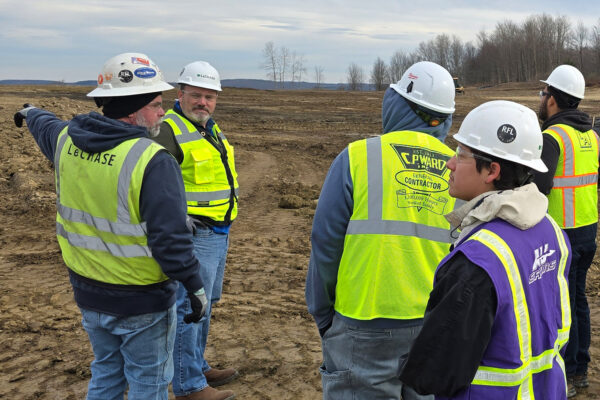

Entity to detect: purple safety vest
[436,216,571,400]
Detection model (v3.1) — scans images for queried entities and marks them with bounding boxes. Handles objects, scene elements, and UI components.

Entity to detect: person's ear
[485,162,501,184]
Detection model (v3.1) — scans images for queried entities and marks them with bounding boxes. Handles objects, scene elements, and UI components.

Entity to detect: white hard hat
[87,53,173,98]
[178,61,222,91]
[454,100,547,172]
[540,64,585,99]
[390,61,455,114]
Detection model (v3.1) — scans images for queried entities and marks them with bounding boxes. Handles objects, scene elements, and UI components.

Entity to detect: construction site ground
[0,83,599,399]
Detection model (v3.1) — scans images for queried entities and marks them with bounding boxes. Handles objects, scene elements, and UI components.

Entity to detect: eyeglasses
[182,91,218,102]
[144,101,163,110]
[455,145,492,163]
[539,90,550,98]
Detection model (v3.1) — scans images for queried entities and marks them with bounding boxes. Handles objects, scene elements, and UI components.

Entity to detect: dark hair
[472,148,535,190]
[548,86,580,110]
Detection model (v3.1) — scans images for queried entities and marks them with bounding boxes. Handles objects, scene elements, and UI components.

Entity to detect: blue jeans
[564,223,597,376]
[320,314,433,400]
[80,304,176,400]
[172,227,229,396]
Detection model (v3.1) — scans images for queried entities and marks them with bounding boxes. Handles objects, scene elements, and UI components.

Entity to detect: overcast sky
[1,0,598,84]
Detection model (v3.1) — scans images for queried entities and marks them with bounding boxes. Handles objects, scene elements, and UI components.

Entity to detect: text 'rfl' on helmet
[453,100,547,172]
[87,52,173,98]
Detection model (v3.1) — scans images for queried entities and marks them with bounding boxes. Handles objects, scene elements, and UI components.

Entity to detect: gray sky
[1,0,598,83]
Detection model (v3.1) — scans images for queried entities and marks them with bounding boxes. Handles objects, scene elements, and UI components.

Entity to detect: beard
[186,108,211,125]
[538,97,548,122]
[135,113,162,137]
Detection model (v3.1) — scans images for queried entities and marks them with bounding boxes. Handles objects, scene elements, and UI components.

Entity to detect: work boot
[567,377,577,398]
[175,386,235,400]
[573,373,589,388]
[204,367,239,387]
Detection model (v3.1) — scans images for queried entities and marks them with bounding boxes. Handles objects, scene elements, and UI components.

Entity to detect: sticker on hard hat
[134,67,157,79]
[97,74,103,84]
[131,57,150,66]
[119,70,133,83]
[497,124,517,143]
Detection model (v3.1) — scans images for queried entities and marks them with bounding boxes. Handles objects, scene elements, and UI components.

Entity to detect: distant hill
[0,79,375,91]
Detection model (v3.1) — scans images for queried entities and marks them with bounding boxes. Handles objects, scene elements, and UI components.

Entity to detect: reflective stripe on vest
[545,125,599,228]
[54,128,167,285]
[163,112,239,221]
[345,136,463,243]
[469,221,571,394]
[335,132,461,320]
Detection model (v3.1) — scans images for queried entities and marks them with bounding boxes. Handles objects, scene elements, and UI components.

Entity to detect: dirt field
[0,83,599,399]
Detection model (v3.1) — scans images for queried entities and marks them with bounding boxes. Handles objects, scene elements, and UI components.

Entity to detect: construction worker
[399,100,571,399]
[12,52,207,400]
[534,64,599,397]
[306,61,457,400]
[152,61,239,400]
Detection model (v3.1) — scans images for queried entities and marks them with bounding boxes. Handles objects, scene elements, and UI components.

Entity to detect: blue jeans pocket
[320,365,352,400]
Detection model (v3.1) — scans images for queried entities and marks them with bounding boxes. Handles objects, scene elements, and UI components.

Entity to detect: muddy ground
[0,83,599,399]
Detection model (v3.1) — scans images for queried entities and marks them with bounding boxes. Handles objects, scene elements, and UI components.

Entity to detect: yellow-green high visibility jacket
[544,124,599,228]
[335,131,460,320]
[54,128,169,285]
[163,110,239,225]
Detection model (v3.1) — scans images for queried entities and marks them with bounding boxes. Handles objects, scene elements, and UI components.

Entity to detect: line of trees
[261,14,600,90]
[357,14,600,91]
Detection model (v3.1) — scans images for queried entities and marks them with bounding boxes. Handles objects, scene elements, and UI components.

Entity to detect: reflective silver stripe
[187,187,239,202]
[547,215,572,340]
[474,348,560,385]
[549,126,575,227]
[366,136,383,220]
[58,203,147,236]
[549,126,574,176]
[54,129,70,203]
[164,114,205,144]
[346,219,455,243]
[117,139,153,224]
[553,174,598,187]
[56,222,152,258]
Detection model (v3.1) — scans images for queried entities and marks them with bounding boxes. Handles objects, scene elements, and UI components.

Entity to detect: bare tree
[389,51,411,83]
[370,57,388,91]
[278,46,290,87]
[290,52,307,86]
[347,63,364,91]
[574,20,588,71]
[593,18,600,71]
[261,41,278,84]
[449,35,464,77]
[314,65,325,88]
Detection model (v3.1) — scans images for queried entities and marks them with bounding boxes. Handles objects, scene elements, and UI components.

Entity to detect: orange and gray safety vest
[544,124,599,228]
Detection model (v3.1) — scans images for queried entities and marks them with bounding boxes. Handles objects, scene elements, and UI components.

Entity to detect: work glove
[184,288,208,324]
[186,215,197,236]
[14,103,36,128]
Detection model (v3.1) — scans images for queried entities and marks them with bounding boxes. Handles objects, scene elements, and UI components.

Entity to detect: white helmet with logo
[454,100,547,172]
[87,52,173,98]
[389,61,455,114]
[540,64,585,99]
[178,61,222,92]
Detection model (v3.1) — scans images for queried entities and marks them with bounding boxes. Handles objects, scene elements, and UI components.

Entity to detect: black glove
[14,103,36,128]
[184,288,208,324]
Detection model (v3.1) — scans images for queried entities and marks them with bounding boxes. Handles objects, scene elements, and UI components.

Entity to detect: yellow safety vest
[335,131,460,320]
[163,110,239,224]
[54,128,169,285]
[544,124,599,228]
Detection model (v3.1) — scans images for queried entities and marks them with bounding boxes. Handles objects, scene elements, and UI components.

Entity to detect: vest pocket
[190,148,214,184]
